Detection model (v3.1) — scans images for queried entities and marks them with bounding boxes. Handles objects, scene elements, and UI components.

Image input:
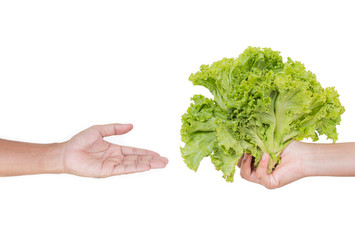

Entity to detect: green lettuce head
[180,47,345,182]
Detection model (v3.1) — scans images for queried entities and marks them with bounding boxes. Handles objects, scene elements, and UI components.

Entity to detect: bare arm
[0,139,64,176]
[0,124,168,177]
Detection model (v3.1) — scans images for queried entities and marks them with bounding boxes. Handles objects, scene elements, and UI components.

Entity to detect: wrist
[285,141,321,178]
[299,143,321,177]
[42,142,66,174]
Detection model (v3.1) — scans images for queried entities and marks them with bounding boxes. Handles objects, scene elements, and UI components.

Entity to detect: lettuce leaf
[181,47,345,181]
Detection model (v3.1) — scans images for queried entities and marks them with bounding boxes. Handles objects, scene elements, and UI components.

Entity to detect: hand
[61,124,168,178]
[238,141,309,189]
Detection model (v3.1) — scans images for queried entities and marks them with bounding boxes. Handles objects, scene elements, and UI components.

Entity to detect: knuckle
[264,184,276,190]
[240,171,246,179]
[255,172,262,180]
[90,125,101,132]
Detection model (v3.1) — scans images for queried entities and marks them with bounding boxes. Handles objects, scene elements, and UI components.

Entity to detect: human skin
[0,123,168,177]
[238,140,355,189]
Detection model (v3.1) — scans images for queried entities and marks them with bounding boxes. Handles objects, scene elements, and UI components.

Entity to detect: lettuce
[180,47,345,182]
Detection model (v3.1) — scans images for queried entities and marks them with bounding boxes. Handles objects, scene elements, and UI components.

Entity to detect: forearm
[305,142,355,177]
[0,139,65,176]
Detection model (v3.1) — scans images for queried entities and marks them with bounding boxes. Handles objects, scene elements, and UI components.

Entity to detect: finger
[240,154,251,176]
[255,153,270,184]
[112,163,151,175]
[240,154,257,182]
[237,154,246,168]
[240,155,262,184]
[123,155,168,168]
[121,146,160,156]
[93,123,133,137]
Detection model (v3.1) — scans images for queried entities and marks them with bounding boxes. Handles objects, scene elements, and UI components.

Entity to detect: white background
[1,0,355,239]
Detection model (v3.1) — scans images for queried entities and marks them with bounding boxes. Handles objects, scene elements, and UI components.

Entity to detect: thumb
[93,123,133,137]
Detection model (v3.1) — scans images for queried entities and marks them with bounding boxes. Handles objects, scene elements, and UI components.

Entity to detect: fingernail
[261,153,268,161]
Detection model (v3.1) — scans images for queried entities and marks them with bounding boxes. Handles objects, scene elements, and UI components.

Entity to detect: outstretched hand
[62,124,168,178]
[238,141,307,189]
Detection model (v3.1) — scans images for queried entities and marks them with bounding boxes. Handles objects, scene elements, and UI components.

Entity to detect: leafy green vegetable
[181,47,345,182]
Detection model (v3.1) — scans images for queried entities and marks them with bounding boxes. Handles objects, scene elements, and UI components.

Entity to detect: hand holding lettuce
[181,47,345,182]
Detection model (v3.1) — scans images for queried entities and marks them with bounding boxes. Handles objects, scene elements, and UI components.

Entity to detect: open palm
[62,124,168,178]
